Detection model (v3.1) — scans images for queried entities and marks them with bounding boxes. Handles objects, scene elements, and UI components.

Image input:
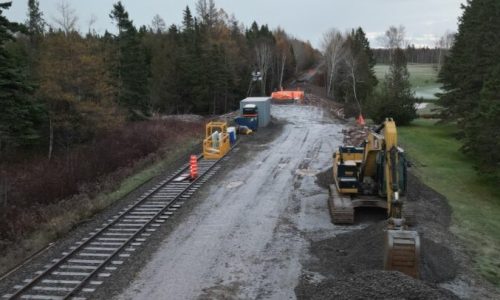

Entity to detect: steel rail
[7,153,206,300]
[62,156,223,299]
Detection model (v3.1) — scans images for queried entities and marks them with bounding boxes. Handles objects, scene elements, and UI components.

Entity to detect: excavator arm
[381,119,420,278]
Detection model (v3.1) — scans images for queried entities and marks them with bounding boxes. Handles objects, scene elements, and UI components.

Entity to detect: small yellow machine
[203,121,231,160]
[329,118,420,278]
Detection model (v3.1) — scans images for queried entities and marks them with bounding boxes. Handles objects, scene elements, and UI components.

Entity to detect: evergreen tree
[438,0,500,121]
[340,28,378,116]
[24,0,45,81]
[0,1,44,153]
[462,64,500,172]
[369,48,417,125]
[438,0,500,173]
[26,0,44,37]
[110,1,150,120]
[182,6,194,32]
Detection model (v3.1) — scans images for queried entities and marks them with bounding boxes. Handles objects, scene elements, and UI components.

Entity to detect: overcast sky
[4,0,466,48]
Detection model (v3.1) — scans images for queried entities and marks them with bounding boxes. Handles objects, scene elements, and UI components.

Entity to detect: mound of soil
[295,270,459,300]
[300,168,459,299]
[307,220,456,283]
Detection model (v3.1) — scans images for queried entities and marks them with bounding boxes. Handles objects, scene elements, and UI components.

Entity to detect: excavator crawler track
[328,185,355,224]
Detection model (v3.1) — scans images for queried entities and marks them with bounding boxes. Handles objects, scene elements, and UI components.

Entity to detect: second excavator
[328,118,420,278]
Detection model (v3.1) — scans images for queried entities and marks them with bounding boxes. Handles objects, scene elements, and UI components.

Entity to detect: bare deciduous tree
[378,25,406,62]
[52,0,78,33]
[275,28,290,90]
[385,25,406,49]
[435,31,455,70]
[87,14,97,34]
[255,42,273,95]
[196,0,218,28]
[343,43,362,115]
[151,14,166,33]
[322,28,345,98]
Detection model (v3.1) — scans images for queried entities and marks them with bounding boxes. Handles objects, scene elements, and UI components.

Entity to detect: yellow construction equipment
[203,121,231,160]
[328,118,420,278]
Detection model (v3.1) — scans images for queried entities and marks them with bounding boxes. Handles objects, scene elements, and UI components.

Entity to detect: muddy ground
[2,100,498,299]
[116,105,346,299]
[296,170,461,299]
[115,103,498,299]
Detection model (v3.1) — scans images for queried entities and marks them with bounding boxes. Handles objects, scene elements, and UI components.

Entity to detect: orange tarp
[271,90,305,101]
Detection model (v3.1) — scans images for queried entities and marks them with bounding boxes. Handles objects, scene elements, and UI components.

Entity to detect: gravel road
[116,105,346,299]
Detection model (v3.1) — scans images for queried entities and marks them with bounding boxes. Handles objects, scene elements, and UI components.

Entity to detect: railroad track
[2,148,236,300]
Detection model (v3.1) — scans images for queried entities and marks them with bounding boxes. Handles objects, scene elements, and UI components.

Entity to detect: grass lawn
[375,64,441,100]
[399,119,500,285]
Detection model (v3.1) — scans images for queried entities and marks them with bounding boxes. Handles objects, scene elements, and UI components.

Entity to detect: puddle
[226,181,244,189]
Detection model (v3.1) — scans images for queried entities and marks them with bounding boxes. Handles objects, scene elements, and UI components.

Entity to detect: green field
[375,64,441,100]
[399,119,500,285]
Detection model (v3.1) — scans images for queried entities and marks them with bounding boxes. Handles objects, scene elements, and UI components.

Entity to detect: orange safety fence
[271,90,305,101]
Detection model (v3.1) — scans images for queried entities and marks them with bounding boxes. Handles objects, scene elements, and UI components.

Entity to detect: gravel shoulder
[3,100,497,300]
[115,105,346,300]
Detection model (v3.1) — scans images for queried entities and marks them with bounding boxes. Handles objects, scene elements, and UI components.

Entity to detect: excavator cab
[329,118,420,278]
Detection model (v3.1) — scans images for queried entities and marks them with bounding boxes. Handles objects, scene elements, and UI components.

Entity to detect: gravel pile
[296,270,459,300]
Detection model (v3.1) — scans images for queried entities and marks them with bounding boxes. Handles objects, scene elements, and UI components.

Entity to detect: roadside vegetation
[398,0,500,286]
[0,120,203,274]
[399,120,500,285]
[0,0,320,272]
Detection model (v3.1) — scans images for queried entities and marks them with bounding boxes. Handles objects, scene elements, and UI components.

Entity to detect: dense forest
[0,0,319,243]
[0,0,319,160]
[438,0,500,175]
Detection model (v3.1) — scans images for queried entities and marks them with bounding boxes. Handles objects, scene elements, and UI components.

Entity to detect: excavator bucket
[384,230,420,278]
[328,185,355,224]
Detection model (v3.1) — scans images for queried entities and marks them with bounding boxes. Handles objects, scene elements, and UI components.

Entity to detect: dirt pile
[295,270,459,300]
[306,219,457,283]
[308,222,386,277]
[297,163,460,298]
[303,93,345,119]
[342,126,369,146]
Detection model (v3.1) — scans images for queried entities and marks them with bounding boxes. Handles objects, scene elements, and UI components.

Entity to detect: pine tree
[369,48,417,125]
[0,1,44,153]
[340,28,378,116]
[26,0,44,37]
[110,1,150,120]
[182,6,194,33]
[462,64,500,172]
[438,0,500,121]
[438,0,500,173]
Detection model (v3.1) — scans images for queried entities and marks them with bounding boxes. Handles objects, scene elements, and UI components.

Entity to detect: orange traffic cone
[357,114,366,126]
[190,155,198,180]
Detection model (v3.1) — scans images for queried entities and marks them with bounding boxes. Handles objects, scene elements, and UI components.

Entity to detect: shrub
[0,119,203,241]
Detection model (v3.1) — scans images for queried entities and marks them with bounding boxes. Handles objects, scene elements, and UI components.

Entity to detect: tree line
[373,30,455,67]
[321,25,418,125]
[438,0,500,175]
[0,0,319,160]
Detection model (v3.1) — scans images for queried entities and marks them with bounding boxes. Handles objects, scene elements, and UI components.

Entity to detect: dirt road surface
[116,105,345,299]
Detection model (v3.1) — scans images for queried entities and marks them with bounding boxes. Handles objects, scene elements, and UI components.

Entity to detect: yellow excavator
[328,118,420,278]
